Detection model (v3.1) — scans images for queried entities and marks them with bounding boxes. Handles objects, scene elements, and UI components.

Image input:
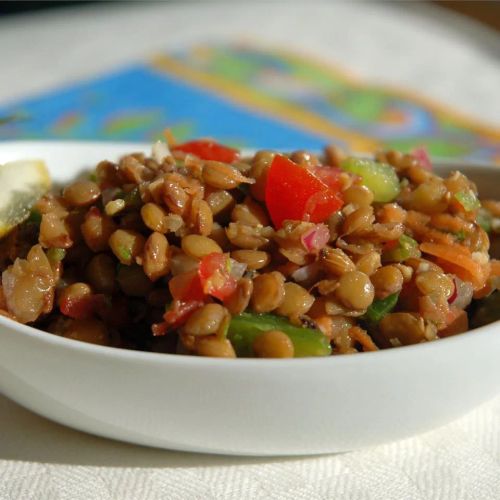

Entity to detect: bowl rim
[0,139,498,368]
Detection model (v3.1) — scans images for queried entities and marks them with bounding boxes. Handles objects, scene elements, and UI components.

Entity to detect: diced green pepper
[454,190,480,212]
[228,312,331,357]
[383,234,420,262]
[364,292,399,324]
[340,157,400,202]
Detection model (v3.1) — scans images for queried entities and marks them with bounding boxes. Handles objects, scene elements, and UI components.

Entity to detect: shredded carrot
[420,242,488,290]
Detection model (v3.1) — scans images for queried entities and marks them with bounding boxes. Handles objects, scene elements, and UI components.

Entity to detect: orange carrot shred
[420,242,488,290]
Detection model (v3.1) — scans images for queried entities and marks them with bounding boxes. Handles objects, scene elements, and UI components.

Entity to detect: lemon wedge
[0,159,51,238]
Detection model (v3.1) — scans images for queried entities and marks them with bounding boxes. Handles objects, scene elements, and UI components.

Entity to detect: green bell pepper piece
[228,312,331,357]
[364,292,399,324]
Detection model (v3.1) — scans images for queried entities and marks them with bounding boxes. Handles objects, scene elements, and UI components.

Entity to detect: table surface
[0,3,499,499]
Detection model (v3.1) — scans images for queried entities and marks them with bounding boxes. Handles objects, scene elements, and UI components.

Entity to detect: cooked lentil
[1,138,498,358]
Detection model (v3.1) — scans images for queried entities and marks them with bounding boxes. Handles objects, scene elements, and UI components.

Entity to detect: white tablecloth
[0,394,499,500]
[0,3,499,499]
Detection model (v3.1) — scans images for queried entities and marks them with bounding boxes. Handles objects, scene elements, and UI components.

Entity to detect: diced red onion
[411,147,432,171]
[448,276,473,310]
[301,224,330,253]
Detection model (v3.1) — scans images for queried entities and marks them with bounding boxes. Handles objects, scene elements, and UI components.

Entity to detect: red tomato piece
[265,155,343,228]
[168,270,205,302]
[172,140,240,163]
[198,252,238,301]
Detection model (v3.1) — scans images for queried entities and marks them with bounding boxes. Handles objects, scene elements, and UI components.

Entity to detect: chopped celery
[454,190,480,212]
[364,292,399,324]
[228,312,331,357]
[383,234,420,262]
[340,157,400,202]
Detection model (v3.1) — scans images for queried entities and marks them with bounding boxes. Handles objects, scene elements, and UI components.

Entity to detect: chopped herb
[454,229,467,241]
[89,172,97,182]
[455,190,480,212]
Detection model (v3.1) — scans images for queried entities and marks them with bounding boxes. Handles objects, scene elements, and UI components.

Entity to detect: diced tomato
[265,155,343,228]
[153,299,203,335]
[60,293,105,320]
[171,140,240,163]
[165,300,202,328]
[198,252,238,301]
[169,270,205,302]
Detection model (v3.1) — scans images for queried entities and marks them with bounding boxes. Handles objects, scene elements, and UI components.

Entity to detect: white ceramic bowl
[0,142,499,456]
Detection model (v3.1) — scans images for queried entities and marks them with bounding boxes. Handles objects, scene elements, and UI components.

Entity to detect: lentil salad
[1,137,499,358]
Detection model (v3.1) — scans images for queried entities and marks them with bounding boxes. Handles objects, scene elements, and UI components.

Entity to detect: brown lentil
[249,150,275,201]
[231,250,270,270]
[354,251,381,276]
[225,277,253,315]
[63,180,101,207]
[39,213,73,249]
[181,234,222,260]
[141,202,169,233]
[116,265,153,297]
[253,330,294,358]
[370,265,404,299]
[202,161,253,190]
[342,206,375,235]
[143,232,170,281]
[342,184,374,207]
[108,229,145,266]
[85,253,116,293]
[195,336,236,358]
[320,247,355,276]
[335,271,374,310]
[250,271,285,313]
[184,304,228,336]
[276,282,314,318]
[415,270,454,299]
[81,209,117,253]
